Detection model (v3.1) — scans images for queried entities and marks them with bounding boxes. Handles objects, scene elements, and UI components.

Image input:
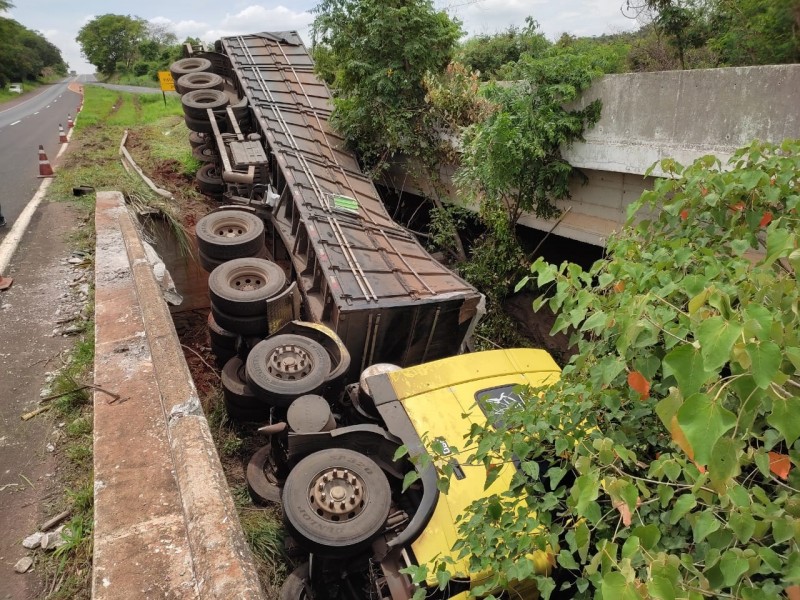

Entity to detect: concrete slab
[93,191,263,599]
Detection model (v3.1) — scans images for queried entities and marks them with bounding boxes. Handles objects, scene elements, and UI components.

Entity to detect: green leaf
[557,549,579,570]
[664,345,709,397]
[669,494,697,525]
[708,436,741,492]
[571,475,599,516]
[621,535,640,560]
[765,225,793,264]
[514,275,530,293]
[435,568,450,590]
[729,511,756,544]
[677,393,736,465]
[575,520,591,561]
[402,470,420,492]
[719,550,749,587]
[546,466,567,490]
[692,510,720,543]
[688,287,712,316]
[745,341,782,389]
[648,577,676,600]
[631,524,661,550]
[601,572,641,600]
[697,317,742,372]
[767,395,800,446]
[393,445,409,461]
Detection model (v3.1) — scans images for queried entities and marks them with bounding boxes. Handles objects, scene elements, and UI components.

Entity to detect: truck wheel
[176,72,224,95]
[170,57,212,82]
[196,163,224,195]
[211,302,269,337]
[182,89,229,120]
[246,335,331,406]
[208,312,238,350]
[209,257,286,316]
[247,444,284,504]
[188,131,206,148]
[280,563,313,600]
[195,210,265,260]
[192,143,218,163]
[222,357,270,422]
[184,114,214,134]
[198,249,224,273]
[282,449,391,558]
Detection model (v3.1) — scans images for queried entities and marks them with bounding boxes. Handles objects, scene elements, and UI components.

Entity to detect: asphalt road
[0,78,82,230]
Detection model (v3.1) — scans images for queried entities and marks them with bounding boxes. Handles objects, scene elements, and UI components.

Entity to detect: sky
[3,1,639,75]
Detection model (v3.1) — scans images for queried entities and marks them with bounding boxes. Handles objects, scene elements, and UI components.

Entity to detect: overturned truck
[167,32,550,600]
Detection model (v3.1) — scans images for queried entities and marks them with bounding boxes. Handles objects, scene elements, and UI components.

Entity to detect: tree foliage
[709,0,800,66]
[311,0,461,171]
[455,17,550,81]
[623,0,800,69]
[452,48,603,313]
[417,139,800,599]
[0,16,67,86]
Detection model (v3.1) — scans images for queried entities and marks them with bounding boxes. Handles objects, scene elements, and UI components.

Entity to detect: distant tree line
[76,14,192,82]
[457,0,799,79]
[0,1,67,87]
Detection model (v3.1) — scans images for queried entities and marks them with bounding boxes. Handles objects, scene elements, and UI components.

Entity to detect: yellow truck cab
[277,349,561,600]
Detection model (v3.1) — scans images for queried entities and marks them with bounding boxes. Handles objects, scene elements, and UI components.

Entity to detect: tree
[456,17,550,80]
[76,14,147,76]
[0,16,66,86]
[450,48,603,340]
[708,0,800,66]
[311,0,462,171]
[414,139,800,599]
[623,0,710,69]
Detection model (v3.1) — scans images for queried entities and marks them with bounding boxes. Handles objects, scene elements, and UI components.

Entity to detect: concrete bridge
[386,64,800,247]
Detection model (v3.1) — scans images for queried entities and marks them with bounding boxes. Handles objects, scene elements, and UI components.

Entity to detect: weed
[66,483,93,514]
[66,417,92,438]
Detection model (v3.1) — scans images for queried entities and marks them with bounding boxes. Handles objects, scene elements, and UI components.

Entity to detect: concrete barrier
[93,191,264,599]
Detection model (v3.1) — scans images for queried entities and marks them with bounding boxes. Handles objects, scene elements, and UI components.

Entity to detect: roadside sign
[158,71,176,92]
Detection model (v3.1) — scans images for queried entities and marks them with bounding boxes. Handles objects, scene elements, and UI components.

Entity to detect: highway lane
[0,78,82,232]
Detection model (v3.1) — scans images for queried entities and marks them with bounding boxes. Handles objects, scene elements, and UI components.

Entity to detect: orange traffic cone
[59,124,68,144]
[37,145,55,178]
[67,114,74,128]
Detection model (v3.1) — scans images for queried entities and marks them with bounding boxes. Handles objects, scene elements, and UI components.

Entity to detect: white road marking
[10,120,20,126]
[0,177,54,274]
[33,111,39,115]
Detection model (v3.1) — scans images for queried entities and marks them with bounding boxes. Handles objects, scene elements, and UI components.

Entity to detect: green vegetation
[0,0,67,88]
[311,0,461,173]
[76,14,184,82]
[624,0,799,71]
[410,140,800,599]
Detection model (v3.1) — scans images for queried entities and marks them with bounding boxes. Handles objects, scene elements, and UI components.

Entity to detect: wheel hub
[267,344,314,381]
[213,221,246,238]
[309,468,365,521]
[230,272,264,292]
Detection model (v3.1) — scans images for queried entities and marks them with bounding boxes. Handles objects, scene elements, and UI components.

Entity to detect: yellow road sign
[158,71,175,92]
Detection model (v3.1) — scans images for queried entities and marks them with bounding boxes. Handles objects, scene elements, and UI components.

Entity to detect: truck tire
[170,57,212,82]
[192,143,218,163]
[211,301,269,337]
[208,311,238,350]
[247,444,284,505]
[279,563,313,600]
[195,210,265,260]
[182,89,229,120]
[208,257,286,316]
[184,114,215,134]
[282,449,391,558]
[246,335,331,406]
[188,131,207,148]
[196,163,224,195]
[221,357,270,422]
[176,72,224,95]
